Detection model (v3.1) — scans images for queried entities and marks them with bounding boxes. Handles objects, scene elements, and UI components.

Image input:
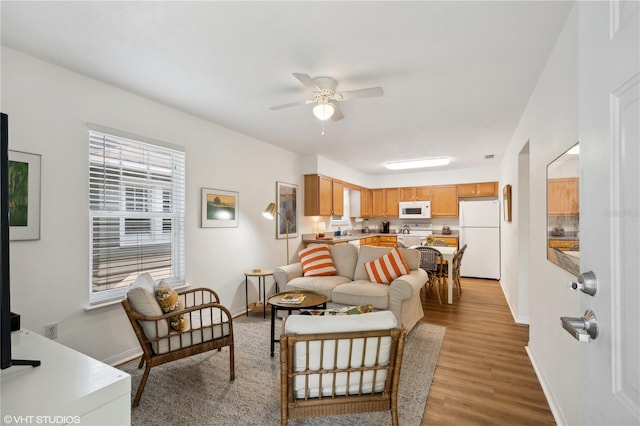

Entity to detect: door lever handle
[560,310,598,342]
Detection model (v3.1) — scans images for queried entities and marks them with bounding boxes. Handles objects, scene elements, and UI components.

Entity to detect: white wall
[498,5,580,425]
[1,47,315,364]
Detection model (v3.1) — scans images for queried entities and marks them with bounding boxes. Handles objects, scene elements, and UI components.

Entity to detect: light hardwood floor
[420,277,556,425]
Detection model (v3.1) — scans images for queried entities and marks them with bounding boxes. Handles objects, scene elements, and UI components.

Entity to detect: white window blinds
[89,129,185,304]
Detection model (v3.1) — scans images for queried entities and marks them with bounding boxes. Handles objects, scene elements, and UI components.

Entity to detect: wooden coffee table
[268,290,328,357]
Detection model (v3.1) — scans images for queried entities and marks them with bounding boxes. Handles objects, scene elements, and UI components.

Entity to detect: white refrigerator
[459,200,500,280]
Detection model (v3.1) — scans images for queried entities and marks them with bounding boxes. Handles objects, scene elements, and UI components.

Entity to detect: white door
[578,1,639,424]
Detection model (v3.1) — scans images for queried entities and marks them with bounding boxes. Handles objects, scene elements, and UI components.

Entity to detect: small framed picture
[503,184,512,222]
[9,150,41,241]
[276,181,298,239]
[201,188,239,228]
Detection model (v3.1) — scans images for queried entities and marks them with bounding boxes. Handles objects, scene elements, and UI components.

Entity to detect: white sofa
[273,244,428,331]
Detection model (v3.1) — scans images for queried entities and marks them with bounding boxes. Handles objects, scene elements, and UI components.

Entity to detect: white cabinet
[1,330,131,425]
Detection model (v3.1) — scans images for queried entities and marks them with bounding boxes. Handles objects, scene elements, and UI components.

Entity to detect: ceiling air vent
[484,154,495,159]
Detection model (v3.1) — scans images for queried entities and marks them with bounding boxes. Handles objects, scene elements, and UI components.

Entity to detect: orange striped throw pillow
[299,244,337,277]
[364,247,410,284]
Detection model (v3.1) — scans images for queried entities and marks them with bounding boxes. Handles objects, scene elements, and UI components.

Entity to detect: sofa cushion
[331,280,390,309]
[286,275,353,301]
[299,244,337,276]
[126,273,169,340]
[364,247,410,284]
[328,243,358,280]
[354,246,419,281]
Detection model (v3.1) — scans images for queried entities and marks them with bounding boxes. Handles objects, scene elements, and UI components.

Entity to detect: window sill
[85,283,190,311]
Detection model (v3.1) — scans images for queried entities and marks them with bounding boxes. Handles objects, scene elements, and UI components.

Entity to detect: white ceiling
[0,1,574,175]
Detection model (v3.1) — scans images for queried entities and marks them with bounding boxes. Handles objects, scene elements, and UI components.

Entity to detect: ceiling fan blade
[338,87,384,101]
[269,99,312,110]
[293,73,320,92]
[331,104,344,121]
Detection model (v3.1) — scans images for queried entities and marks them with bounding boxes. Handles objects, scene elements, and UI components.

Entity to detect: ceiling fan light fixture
[313,101,335,120]
[384,157,450,170]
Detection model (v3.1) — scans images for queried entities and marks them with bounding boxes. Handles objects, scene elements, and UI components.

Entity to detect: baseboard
[104,346,143,367]
[498,280,529,324]
[525,345,567,426]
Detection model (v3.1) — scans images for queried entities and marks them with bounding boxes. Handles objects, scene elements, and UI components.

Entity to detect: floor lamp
[263,202,291,265]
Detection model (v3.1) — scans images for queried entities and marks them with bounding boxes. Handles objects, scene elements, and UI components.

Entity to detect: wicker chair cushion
[284,311,397,398]
[126,273,169,340]
[155,308,231,354]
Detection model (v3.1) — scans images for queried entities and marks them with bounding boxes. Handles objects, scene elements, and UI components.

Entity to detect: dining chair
[431,239,449,247]
[414,246,444,304]
[452,243,467,297]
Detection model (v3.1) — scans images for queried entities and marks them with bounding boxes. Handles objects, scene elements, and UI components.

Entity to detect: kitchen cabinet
[372,188,399,217]
[430,185,458,216]
[548,239,579,250]
[399,186,430,201]
[361,236,379,246]
[361,188,373,218]
[433,236,458,249]
[457,181,498,197]
[379,235,397,248]
[547,178,579,215]
[304,174,343,216]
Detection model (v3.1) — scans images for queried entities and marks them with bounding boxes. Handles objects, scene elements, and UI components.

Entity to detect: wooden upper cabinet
[371,188,399,217]
[399,186,430,201]
[548,178,579,215]
[361,188,373,218]
[332,179,344,216]
[431,185,458,216]
[304,174,343,216]
[457,181,498,197]
[371,188,385,217]
[385,188,399,217]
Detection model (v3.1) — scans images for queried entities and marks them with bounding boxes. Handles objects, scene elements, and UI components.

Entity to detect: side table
[244,269,276,318]
[267,290,328,357]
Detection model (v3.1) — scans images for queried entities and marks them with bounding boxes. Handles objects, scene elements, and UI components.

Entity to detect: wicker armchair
[452,243,467,297]
[280,312,406,425]
[122,273,235,407]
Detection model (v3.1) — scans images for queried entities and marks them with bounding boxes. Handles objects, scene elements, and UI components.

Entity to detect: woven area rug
[118,313,446,426]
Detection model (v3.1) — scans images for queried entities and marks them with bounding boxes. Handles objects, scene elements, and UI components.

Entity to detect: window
[330,188,351,226]
[88,128,185,304]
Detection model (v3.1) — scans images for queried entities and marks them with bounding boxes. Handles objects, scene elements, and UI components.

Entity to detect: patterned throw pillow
[155,283,189,332]
[299,304,374,316]
[364,247,410,284]
[299,244,337,277]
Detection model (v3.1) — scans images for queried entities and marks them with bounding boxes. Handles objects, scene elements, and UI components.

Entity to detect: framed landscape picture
[276,181,298,239]
[201,188,239,228]
[9,150,41,240]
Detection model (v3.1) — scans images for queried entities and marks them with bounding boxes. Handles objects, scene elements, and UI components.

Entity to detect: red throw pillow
[364,247,410,284]
[299,244,337,277]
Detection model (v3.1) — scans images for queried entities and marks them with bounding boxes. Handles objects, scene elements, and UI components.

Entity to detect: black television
[1,112,39,369]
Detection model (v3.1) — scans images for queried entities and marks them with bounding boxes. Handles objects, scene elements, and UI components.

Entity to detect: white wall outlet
[45,323,58,339]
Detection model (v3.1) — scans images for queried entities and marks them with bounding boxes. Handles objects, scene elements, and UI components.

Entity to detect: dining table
[413,245,458,304]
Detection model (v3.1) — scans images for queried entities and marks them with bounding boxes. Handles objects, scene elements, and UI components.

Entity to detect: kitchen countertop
[302,230,459,244]
[302,232,396,244]
[431,230,459,238]
[548,232,579,241]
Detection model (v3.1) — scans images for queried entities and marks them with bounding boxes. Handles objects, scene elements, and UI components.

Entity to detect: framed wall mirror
[546,142,580,275]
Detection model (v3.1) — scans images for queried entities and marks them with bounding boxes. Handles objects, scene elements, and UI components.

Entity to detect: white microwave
[399,201,431,219]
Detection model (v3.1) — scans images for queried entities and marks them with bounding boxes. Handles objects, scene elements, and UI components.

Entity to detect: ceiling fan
[269,73,383,121]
